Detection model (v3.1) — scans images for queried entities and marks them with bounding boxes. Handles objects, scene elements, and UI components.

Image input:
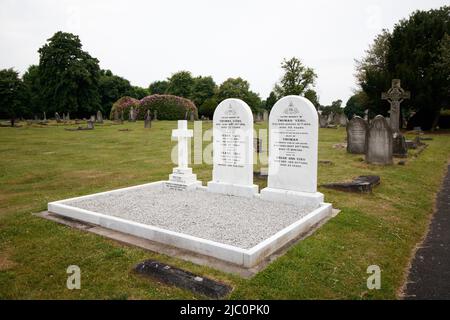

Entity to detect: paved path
[404,164,450,299]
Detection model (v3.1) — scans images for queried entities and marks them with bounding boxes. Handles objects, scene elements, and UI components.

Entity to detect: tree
[304,89,320,109]
[274,57,317,97]
[129,86,149,100]
[98,69,133,117]
[0,68,26,126]
[166,71,195,98]
[217,77,261,112]
[148,80,169,94]
[344,91,368,119]
[320,99,343,116]
[190,76,216,107]
[198,97,218,119]
[356,7,450,130]
[265,91,277,110]
[38,31,101,117]
[22,65,43,117]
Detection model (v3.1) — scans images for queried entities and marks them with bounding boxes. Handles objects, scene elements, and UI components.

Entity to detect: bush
[110,96,139,120]
[139,94,197,120]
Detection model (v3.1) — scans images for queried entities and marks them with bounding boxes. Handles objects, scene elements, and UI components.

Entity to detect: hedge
[138,94,197,120]
[109,96,140,120]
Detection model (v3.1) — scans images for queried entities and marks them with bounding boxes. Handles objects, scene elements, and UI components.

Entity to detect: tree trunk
[431,112,441,131]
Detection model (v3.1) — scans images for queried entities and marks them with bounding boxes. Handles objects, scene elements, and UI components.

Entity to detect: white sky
[0,0,448,105]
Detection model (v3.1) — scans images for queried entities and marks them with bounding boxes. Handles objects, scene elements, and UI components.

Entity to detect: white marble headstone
[207,98,258,197]
[261,95,323,209]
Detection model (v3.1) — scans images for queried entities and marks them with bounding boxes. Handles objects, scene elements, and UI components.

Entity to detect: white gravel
[64,186,311,249]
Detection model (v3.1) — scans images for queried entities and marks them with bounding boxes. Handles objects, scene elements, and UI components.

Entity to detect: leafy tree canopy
[274,57,317,97]
[217,77,261,112]
[0,68,27,125]
[38,31,101,117]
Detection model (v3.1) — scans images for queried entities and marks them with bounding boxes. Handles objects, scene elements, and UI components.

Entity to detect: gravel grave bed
[64,186,311,249]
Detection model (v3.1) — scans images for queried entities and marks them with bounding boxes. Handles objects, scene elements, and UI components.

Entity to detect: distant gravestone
[207,99,258,197]
[67,112,70,121]
[43,112,47,122]
[114,110,119,122]
[55,112,61,123]
[339,114,348,126]
[87,120,95,130]
[120,110,124,123]
[260,96,323,209]
[382,79,410,133]
[327,112,334,125]
[96,110,103,123]
[144,110,152,128]
[153,110,158,121]
[263,110,269,122]
[364,109,369,121]
[189,111,195,122]
[346,116,368,154]
[319,114,328,128]
[365,115,393,165]
[130,107,136,121]
[90,115,95,122]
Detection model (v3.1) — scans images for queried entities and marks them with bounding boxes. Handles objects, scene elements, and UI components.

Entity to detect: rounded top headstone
[267,95,319,193]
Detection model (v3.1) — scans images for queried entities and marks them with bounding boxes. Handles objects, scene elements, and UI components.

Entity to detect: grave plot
[47,96,334,270]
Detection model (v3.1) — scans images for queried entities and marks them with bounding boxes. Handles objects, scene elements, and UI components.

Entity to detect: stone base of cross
[164,120,201,191]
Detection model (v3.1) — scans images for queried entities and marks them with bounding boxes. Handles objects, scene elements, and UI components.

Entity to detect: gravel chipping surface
[64,186,311,249]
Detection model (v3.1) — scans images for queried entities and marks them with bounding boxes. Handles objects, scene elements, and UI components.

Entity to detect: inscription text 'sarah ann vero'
[261,95,324,209]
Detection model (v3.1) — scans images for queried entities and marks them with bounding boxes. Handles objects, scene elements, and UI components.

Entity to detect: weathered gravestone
[382,79,410,157]
[190,111,195,122]
[263,110,269,122]
[164,120,201,190]
[67,112,70,121]
[130,107,136,122]
[144,110,152,128]
[87,120,95,130]
[55,112,61,123]
[327,112,334,125]
[96,110,103,123]
[346,116,368,154]
[207,99,258,197]
[339,113,348,126]
[365,115,393,165]
[318,114,328,128]
[153,110,158,121]
[260,95,323,209]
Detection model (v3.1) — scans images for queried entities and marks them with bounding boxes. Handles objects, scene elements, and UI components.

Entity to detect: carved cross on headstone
[381,79,410,132]
[172,120,193,169]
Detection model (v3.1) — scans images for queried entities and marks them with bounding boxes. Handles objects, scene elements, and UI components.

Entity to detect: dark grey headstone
[393,132,408,157]
[135,260,232,299]
[365,115,393,165]
[347,116,368,154]
[322,175,380,193]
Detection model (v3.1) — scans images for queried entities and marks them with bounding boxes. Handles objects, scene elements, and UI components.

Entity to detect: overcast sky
[0,0,448,105]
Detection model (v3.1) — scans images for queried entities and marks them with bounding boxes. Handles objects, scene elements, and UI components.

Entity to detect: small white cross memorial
[164,120,201,191]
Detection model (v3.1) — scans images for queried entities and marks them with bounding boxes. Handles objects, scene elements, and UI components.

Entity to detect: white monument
[207,99,258,197]
[164,120,201,190]
[261,95,324,209]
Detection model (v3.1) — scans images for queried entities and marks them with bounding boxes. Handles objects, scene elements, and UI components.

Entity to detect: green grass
[0,120,449,299]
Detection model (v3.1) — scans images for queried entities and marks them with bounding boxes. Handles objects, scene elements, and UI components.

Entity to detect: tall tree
[98,69,133,117]
[166,71,195,98]
[38,31,101,117]
[356,6,450,129]
[0,68,26,126]
[265,91,277,110]
[344,91,368,119]
[148,80,169,94]
[22,65,43,117]
[304,89,320,109]
[217,77,261,112]
[190,76,216,107]
[274,57,317,97]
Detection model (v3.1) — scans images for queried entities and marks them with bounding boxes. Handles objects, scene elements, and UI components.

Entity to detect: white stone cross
[172,120,193,169]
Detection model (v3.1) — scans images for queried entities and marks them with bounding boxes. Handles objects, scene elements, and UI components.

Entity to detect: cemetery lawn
[1,121,450,299]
